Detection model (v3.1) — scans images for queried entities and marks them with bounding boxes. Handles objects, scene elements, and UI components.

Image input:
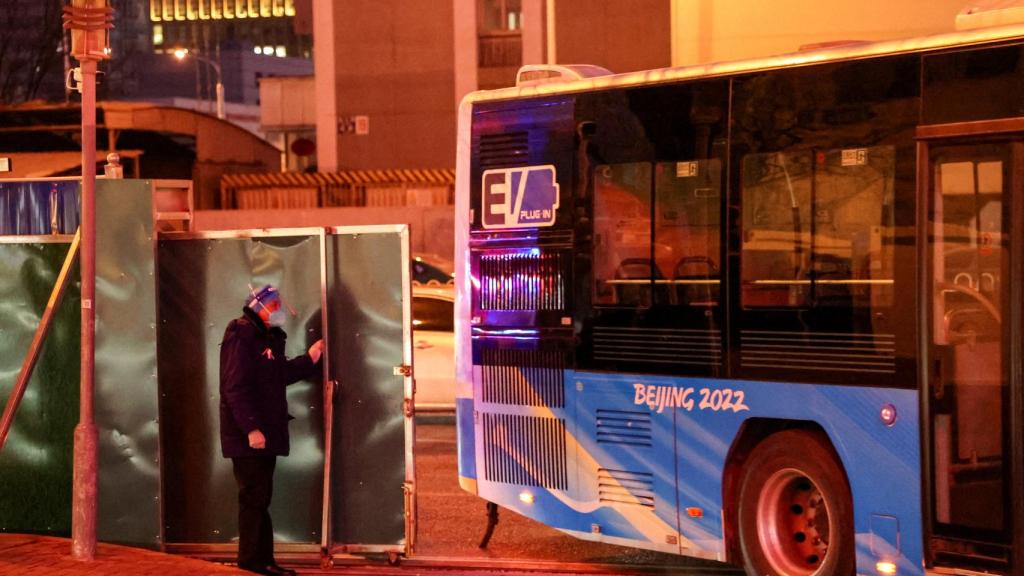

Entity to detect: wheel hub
[756,468,832,575]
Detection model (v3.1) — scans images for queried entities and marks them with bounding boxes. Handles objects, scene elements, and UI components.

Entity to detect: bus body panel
[456,396,477,490]
[465,370,922,573]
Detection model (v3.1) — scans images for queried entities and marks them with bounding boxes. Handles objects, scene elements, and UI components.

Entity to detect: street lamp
[173,48,224,120]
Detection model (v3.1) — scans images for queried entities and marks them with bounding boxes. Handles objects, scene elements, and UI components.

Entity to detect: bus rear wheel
[737,430,854,576]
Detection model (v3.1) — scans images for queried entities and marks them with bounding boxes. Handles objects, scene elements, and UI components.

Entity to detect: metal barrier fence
[0,179,414,560]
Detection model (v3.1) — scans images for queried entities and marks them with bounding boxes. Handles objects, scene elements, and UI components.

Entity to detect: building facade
[148,0,312,59]
[313,0,672,172]
[670,0,977,66]
[0,0,313,112]
[310,0,991,174]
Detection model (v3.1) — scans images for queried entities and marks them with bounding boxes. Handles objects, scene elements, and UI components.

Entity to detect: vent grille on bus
[482,413,567,490]
[598,469,655,509]
[481,348,565,407]
[740,330,896,374]
[596,410,652,447]
[478,132,529,169]
[479,251,565,311]
[593,327,722,366]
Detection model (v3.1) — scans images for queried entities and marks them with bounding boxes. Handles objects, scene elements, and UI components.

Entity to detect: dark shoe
[267,563,297,576]
[237,563,293,576]
[236,564,272,575]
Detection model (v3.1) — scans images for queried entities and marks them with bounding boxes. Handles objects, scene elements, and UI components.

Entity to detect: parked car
[412,253,454,286]
[412,285,455,412]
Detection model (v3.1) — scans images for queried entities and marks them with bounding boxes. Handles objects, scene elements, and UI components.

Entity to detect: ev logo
[481,165,560,229]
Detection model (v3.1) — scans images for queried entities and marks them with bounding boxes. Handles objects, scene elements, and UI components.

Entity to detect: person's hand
[308,339,324,363]
[248,429,266,449]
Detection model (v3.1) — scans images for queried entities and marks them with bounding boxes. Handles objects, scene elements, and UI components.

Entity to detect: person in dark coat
[220,284,323,576]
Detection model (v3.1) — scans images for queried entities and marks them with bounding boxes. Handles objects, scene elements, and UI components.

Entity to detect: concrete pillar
[313,0,339,172]
[521,0,547,65]
[671,0,713,66]
[453,0,478,105]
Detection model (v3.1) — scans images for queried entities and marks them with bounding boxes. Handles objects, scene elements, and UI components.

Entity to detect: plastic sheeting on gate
[0,179,79,235]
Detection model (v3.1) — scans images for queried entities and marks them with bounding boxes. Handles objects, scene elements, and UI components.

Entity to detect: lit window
[262,45,274,55]
[253,46,261,54]
[479,0,523,33]
[275,45,286,57]
[153,24,164,46]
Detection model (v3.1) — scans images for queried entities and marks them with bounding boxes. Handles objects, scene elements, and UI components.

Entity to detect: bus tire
[737,430,854,576]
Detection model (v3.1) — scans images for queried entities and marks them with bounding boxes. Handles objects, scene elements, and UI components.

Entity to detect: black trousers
[232,455,277,568]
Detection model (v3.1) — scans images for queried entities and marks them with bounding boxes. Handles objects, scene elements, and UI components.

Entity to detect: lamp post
[62,0,113,561]
[174,48,225,120]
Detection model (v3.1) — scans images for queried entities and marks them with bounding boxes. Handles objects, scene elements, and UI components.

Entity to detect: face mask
[268,308,287,327]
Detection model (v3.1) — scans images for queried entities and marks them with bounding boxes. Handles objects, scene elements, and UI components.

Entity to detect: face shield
[247,284,287,327]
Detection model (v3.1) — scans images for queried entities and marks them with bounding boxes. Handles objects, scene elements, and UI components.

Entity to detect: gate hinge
[393,364,412,377]
[403,398,415,417]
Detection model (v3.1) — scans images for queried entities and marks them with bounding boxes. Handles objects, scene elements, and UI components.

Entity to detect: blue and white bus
[453,23,1024,576]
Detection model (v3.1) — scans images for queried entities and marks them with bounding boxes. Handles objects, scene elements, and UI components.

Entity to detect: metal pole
[318,231,334,566]
[63,0,111,561]
[215,80,225,120]
[195,54,224,120]
[72,56,99,562]
[63,32,73,104]
[181,52,224,119]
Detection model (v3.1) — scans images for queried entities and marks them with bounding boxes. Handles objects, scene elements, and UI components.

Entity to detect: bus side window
[654,159,722,307]
[740,151,813,308]
[813,146,895,311]
[593,162,653,307]
[740,146,895,312]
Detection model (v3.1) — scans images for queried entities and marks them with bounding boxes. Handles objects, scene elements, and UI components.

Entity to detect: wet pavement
[0,533,248,575]
[0,421,742,576]
[411,420,740,573]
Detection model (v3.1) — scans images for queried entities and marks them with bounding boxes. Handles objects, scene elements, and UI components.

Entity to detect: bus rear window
[741,145,895,310]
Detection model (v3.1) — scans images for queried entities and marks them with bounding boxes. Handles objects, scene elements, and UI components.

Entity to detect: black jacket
[219,307,318,458]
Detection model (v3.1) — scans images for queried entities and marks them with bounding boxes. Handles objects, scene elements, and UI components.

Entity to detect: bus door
[923,135,1022,572]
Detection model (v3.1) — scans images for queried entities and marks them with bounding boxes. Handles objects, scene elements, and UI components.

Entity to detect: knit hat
[247,284,281,313]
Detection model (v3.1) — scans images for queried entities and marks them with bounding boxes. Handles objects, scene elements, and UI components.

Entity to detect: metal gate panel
[325,225,413,551]
[0,178,162,546]
[0,192,414,552]
[0,237,80,535]
[157,230,325,545]
[94,178,162,547]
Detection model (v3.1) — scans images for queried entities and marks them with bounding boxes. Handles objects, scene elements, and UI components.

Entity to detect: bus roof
[462,23,1024,105]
